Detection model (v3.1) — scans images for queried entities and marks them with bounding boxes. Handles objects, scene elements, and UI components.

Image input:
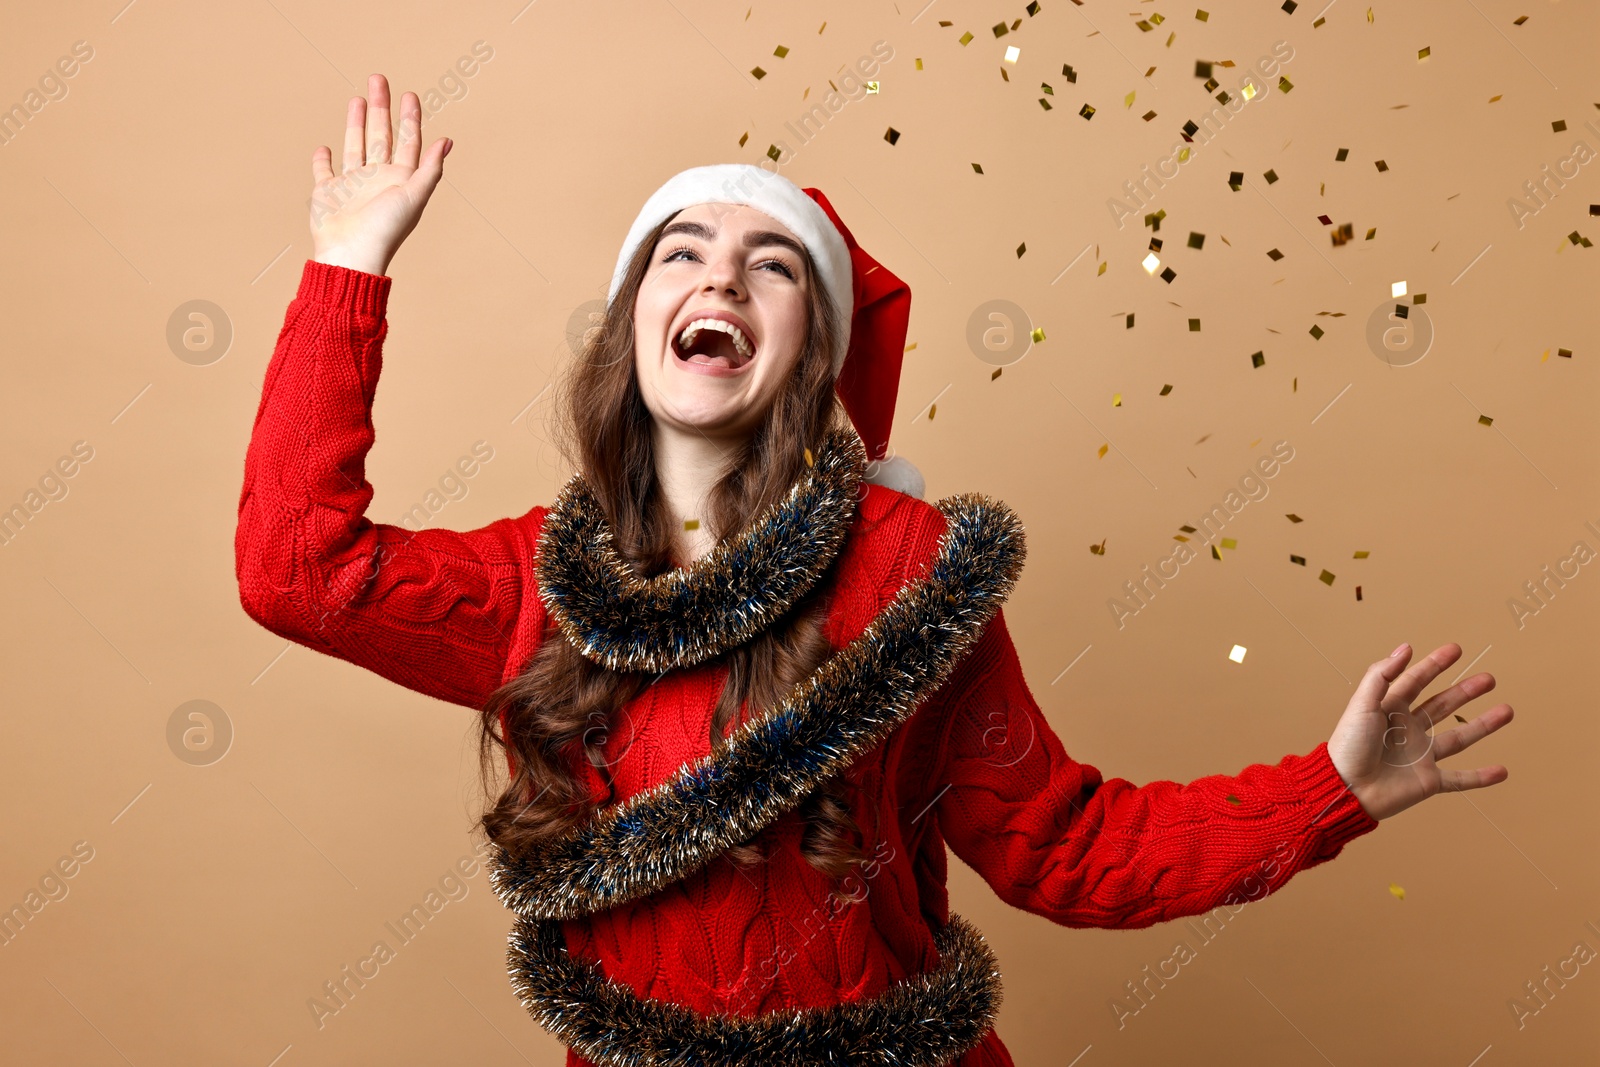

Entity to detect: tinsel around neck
[534,425,868,673]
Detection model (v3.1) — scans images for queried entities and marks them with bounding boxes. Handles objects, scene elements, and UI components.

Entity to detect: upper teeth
[677,318,754,362]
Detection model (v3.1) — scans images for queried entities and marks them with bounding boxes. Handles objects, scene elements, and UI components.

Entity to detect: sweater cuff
[296,258,392,319]
[1298,740,1381,858]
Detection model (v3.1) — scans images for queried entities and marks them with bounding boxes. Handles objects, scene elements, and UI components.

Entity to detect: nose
[700,248,746,298]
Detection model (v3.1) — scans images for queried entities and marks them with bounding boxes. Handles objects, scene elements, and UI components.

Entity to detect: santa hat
[606,163,924,500]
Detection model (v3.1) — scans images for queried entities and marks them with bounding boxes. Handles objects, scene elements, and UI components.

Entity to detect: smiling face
[632,202,813,441]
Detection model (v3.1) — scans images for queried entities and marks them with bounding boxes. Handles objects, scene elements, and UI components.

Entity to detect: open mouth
[674,318,756,371]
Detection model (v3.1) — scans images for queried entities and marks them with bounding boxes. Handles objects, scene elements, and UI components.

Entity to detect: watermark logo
[965,299,1034,367]
[166,699,233,766]
[167,300,233,366]
[1365,298,1433,367]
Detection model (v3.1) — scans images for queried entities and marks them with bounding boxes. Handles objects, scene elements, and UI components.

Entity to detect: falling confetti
[1478,414,1494,426]
[804,448,815,468]
[1031,326,1046,343]
[684,519,700,531]
[1097,443,1110,458]
[1389,882,1405,902]
[1319,569,1336,585]
[1225,794,1240,805]
[1229,645,1247,663]
[774,45,790,58]
[1089,538,1108,555]
[884,127,901,145]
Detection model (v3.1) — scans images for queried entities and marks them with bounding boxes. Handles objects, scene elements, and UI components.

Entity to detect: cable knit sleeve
[234,259,545,711]
[909,512,1381,930]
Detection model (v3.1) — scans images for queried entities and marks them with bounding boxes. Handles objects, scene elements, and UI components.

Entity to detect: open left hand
[1327,643,1514,822]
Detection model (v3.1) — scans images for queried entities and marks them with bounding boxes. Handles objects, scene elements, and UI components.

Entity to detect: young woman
[236,74,1515,1066]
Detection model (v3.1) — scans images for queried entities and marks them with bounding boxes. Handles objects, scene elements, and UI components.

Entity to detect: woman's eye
[663,247,795,279]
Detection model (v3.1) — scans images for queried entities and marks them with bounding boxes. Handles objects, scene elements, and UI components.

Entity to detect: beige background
[1,1,1595,1064]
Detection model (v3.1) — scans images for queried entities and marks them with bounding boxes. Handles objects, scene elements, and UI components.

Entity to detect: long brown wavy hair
[477,209,875,899]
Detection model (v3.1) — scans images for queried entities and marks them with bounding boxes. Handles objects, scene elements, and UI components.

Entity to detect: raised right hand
[309,73,452,276]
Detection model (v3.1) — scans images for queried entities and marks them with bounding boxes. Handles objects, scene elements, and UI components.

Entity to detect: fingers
[394,91,422,170]
[1430,704,1514,761]
[1436,763,1509,793]
[1351,646,1413,714]
[1383,642,1463,707]
[365,73,392,166]
[1416,670,1496,728]
[311,144,334,184]
[342,95,366,174]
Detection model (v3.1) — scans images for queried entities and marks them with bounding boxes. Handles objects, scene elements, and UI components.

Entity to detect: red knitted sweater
[235,260,1382,1066]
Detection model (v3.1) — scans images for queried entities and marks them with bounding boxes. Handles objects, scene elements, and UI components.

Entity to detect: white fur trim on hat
[607,164,855,376]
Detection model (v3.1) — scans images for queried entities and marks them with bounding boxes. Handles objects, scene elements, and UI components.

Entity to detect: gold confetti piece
[1375,159,1390,172]
[1031,326,1046,342]
[1513,15,1528,25]
[751,66,767,79]
[1541,347,1549,363]
[1389,882,1405,902]
[991,367,1002,380]
[1367,7,1375,22]
[1229,644,1246,662]
[1310,325,1324,340]
[1391,280,1407,298]
[774,45,790,58]
[928,403,937,420]
[1417,46,1430,61]
[1560,347,1573,357]
[1313,16,1326,26]
[905,342,918,352]
[739,131,749,147]
[915,58,923,70]
[1478,414,1494,426]
[745,6,751,18]
[938,20,952,27]
[1197,9,1209,21]
[1016,242,1027,258]
[1290,554,1306,565]
[1080,103,1096,119]
[1062,63,1077,82]
[767,144,782,162]
[684,518,700,531]
[1027,1,1041,14]
[1142,109,1158,121]
[1553,119,1567,132]
[1188,232,1205,249]
[1278,76,1293,93]
[1319,569,1335,585]
[1135,19,1154,32]
[1287,514,1303,523]
[1189,319,1201,331]
[1251,351,1265,368]
[1211,544,1223,560]
[1039,97,1052,110]
[1127,311,1137,326]
[866,81,879,94]
[1293,376,1297,392]
[1089,538,1107,555]
[1042,82,1055,95]
[1097,443,1110,458]
[1145,66,1157,77]
[1180,525,1197,533]
[1004,45,1021,63]
[1454,713,1467,723]
[1349,550,1370,560]
[819,21,826,33]
[1097,261,1107,276]
[1220,537,1237,550]
[1356,585,1363,601]
[1225,794,1239,804]
[1264,168,1279,184]
[1160,384,1173,395]
[1489,94,1501,102]
[993,21,1010,37]
[1112,393,1122,407]
[1125,90,1137,107]
[959,30,974,45]
[804,448,815,468]
[1366,227,1377,240]
[884,127,901,145]
[1150,13,1165,25]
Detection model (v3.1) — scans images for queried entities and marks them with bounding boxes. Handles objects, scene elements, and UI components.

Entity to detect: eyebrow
[658,220,808,265]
